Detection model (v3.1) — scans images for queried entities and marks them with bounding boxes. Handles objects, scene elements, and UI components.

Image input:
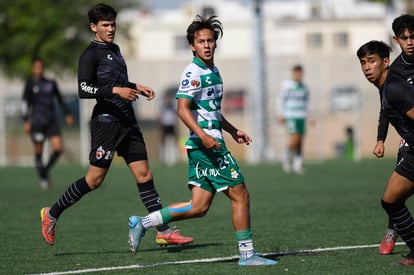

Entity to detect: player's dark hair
[31,56,44,65]
[392,14,414,36]
[186,15,223,46]
[356,40,392,59]
[293,65,303,72]
[88,3,117,25]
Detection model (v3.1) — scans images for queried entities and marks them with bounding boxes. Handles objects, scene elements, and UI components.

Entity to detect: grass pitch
[1,158,414,274]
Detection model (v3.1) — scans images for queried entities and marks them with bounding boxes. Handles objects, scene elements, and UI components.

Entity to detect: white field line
[30,242,406,275]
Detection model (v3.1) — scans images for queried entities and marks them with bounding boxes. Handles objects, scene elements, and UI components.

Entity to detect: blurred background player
[21,57,73,190]
[277,64,310,174]
[357,40,401,255]
[159,92,179,166]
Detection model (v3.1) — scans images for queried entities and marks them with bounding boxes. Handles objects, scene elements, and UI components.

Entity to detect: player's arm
[124,82,155,101]
[222,115,252,145]
[277,82,288,123]
[77,50,112,99]
[21,81,31,122]
[21,81,32,134]
[53,81,73,126]
[374,109,389,158]
[77,49,138,101]
[406,107,414,120]
[177,97,220,149]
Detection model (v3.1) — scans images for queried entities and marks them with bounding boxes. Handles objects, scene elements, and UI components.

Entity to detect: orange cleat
[379,230,398,255]
[393,253,414,266]
[40,207,56,245]
[155,227,194,246]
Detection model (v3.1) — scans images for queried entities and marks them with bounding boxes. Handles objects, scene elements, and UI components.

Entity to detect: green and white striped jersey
[177,57,224,149]
[277,79,309,119]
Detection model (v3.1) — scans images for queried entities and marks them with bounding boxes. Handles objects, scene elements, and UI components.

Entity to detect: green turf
[1,158,414,274]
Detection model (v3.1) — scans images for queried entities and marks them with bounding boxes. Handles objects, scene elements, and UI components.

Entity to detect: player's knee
[191,205,209,217]
[85,175,105,190]
[233,185,250,203]
[136,169,153,183]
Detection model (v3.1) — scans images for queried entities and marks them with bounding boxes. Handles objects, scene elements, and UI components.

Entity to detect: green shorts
[186,144,245,193]
[286,118,306,135]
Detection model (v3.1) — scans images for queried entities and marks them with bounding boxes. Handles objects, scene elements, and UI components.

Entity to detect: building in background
[0,0,406,165]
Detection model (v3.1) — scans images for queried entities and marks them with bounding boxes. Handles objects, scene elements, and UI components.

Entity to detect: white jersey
[277,79,309,119]
[177,57,224,149]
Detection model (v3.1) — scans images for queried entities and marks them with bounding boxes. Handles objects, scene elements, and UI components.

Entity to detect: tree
[0,0,140,80]
[368,0,414,13]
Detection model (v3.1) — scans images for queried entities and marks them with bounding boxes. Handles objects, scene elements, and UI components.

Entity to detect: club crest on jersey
[191,79,200,87]
[230,168,239,179]
[96,146,105,160]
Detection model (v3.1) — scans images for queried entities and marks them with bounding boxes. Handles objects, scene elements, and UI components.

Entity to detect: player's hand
[201,134,222,150]
[23,122,31,134]
[136,84,155,101]
[373,141,385,158]
[113,87,141,101]
[233,129,252,145]
[66,115,74,126]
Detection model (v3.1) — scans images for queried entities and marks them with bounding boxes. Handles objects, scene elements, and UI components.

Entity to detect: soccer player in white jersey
[277,65,310,174]
[128,15,277,266]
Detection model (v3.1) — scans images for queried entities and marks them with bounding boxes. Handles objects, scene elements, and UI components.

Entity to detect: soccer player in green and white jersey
[128,15,277,266]
[277,65,310,174]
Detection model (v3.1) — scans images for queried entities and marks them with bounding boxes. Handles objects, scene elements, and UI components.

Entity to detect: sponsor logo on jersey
[408,77,414,85]
[191,79,200,87]
[181,79,189,88]
[195,161,220,178]
[80,82,98,94]
[107,54,113,60]
[207,87,215,96]
[185,71,192,77]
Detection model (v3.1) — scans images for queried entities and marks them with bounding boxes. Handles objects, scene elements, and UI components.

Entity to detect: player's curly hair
[186,15,223,45]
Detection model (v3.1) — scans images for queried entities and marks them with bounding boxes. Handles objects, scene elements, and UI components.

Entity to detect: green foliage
[0,0,139,80]
[367,0,392,5]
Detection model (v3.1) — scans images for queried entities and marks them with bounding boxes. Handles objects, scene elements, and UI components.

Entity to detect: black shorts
[31,121,61,143]
[395,149,414,182]
[89,116,148,168]
[162,125,176,136]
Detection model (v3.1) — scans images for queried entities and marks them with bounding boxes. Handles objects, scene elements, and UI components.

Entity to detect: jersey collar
[192,56,212,69]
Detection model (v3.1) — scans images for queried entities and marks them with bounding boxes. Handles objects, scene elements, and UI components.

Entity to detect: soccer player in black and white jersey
[22,57,74,190]
[40,3,193,249]
[378,14,414,265]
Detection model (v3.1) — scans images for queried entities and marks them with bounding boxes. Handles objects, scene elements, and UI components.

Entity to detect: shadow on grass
[53,242,222,256]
